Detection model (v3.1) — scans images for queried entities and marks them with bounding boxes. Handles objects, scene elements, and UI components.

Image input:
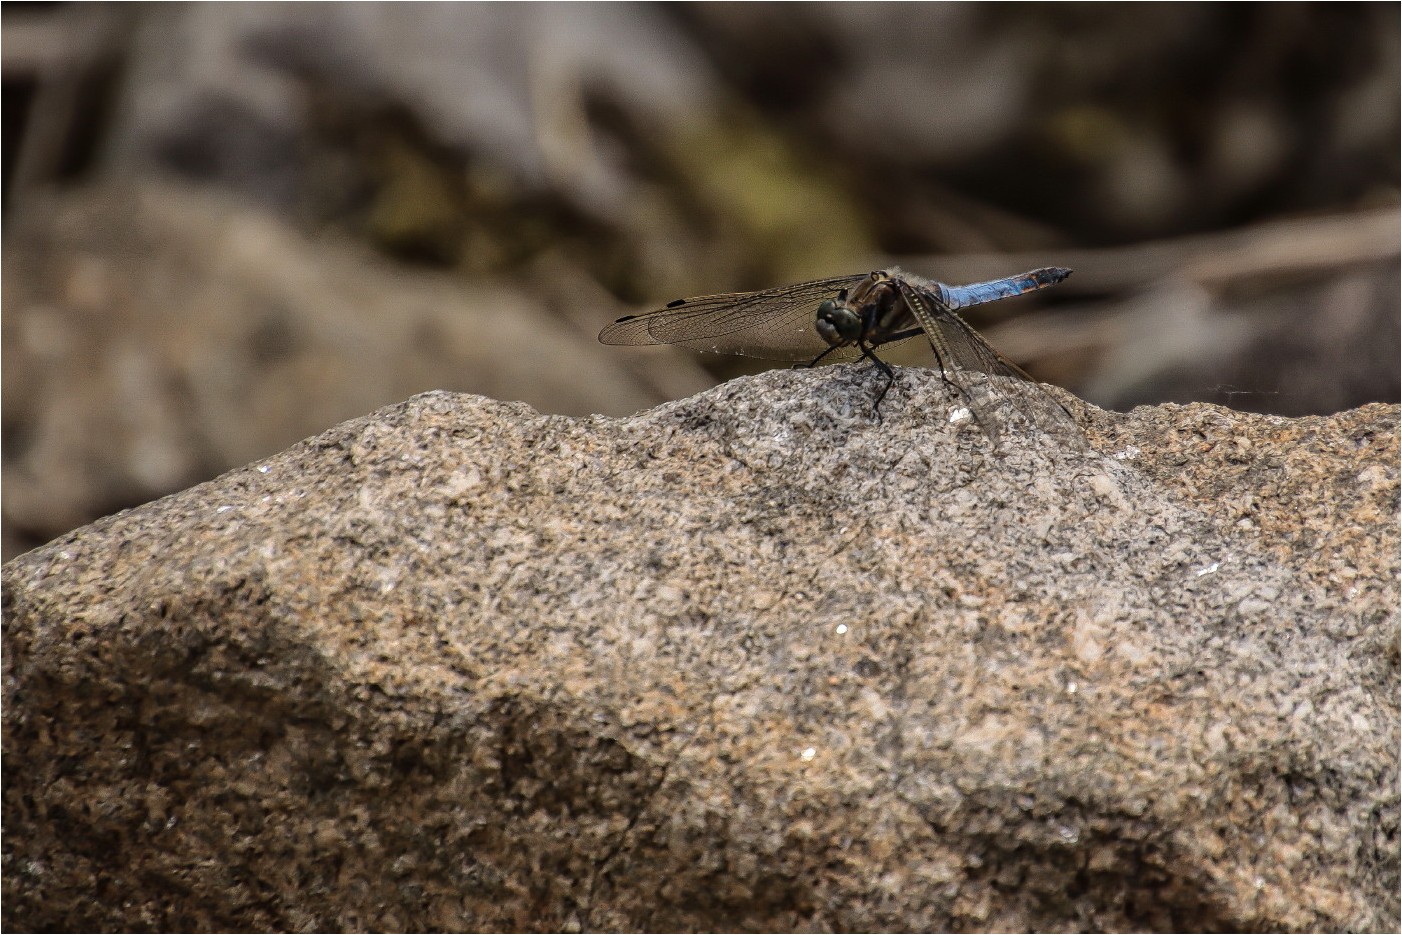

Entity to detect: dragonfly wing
[940,313,1081,440]
[899,281,1081,443]
[600,275,865,361]
[939,267,1072,311]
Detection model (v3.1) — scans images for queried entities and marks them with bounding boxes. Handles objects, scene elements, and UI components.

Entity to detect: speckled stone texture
[4,367,1398,932]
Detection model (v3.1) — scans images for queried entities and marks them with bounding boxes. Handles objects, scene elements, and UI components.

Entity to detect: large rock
[3,369,1397,932]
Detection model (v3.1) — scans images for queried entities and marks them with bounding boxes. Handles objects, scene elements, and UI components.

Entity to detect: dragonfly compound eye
[815,299,862,347]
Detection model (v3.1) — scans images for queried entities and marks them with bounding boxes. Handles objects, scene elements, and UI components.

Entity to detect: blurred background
[3,2,1398,559]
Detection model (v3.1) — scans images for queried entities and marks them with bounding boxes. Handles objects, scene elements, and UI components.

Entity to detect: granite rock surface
[4,367,1398,932]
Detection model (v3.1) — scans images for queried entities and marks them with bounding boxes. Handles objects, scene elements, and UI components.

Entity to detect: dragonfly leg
[937,367,964,401]
[798,344,843,369]
[915,336,961,401]
[859,342,898,415]
[924,339,988,433]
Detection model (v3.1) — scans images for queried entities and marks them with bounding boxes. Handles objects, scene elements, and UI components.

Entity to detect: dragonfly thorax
[815,299,862,347]
[816,272,910,349]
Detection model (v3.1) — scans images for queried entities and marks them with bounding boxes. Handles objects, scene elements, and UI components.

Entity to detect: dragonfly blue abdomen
[937,267,1072,310]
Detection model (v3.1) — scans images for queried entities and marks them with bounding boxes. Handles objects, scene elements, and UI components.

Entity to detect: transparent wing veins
[899,281,1080,443]
[599,275,865,361]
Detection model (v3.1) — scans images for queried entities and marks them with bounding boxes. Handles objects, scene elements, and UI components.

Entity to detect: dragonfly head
[815,299,861,347]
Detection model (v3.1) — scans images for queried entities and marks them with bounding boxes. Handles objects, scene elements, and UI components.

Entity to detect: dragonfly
[600,266,1080,445]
